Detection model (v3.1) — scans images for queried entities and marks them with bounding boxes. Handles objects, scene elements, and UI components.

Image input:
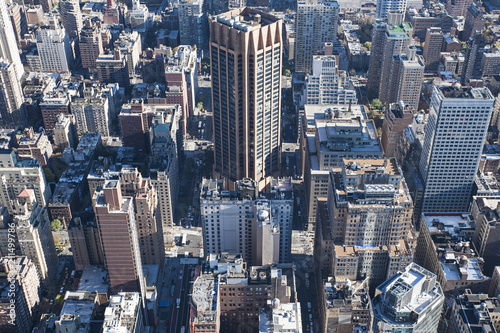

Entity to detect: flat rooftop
[215,8,280,31]
[77,266,108,294]
[422,213,474,238]
[437,84,494,100]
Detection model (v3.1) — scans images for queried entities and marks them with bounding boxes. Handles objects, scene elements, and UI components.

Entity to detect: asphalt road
[170,264,191,333]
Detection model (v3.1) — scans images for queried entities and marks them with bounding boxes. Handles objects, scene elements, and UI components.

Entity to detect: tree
[43,167,56,183]
[51,219,61,231]
[370,98,384,110]
[363,41,371,51]
[197,102,204,109]
[284,69,291,76]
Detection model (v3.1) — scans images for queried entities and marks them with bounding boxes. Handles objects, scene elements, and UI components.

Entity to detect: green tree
[284,69,291,76]
[197,102,204,109]
[370,98,384,110]
[363,41,371,51]
[43,167,56,183]
[51,219,61,231]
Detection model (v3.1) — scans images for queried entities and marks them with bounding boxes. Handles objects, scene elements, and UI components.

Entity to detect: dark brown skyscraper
[210,8,282,191]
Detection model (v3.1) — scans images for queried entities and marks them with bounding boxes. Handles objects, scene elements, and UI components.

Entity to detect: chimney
[254,13,261,24]
[114,49,121,60]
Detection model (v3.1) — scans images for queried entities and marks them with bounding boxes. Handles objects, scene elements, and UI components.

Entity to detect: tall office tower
[376,0,407,19]
[114,31,142,78]
[372,263,444,333]
[0,257,40,333]
[461,33,484,83]
[302,105,384,231]
[381,45,424,112]
[419,85,495,213]
[8,3,28,46]
[210,8,283,191]
[463,3,485,40]
[164,45,198,136]
[79,19,104,72]
[328,158,413,247]
[59,0,82,36]
[13,190,57,282]
[178,0,206,48]
[303,55,357,105]
[422,27,443,72]
[119,168,164,266]
[200,178,293,265]
[367,12,412,98]
[0,150,51,215]
[446,0,473,17]
[68,218,104,271]
[36,28,73,73]
[294,1,339,73]
[0,0,23,81]
[93,180,145,293]
[149,109,181,230]
[0,59,26,128]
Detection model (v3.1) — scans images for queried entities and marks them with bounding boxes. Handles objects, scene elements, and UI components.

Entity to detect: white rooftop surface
[303,104,367,131]
[259,302,302,333]
[423,213,473,237]
[192,274,217,314]
[60,292,95,324]
[381,265,442,315]
[103,293,141,332]
[77,266,108,294]
[440,258,486,281]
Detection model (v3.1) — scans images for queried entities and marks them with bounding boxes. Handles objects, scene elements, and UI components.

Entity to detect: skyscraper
[376,0,407,19]
[79,19,104,72]
[0,59,26,128]
[210,8,282,191]
[294,1,339,73]
[419,84,494,213]
[381,45,424,112]
[367,12,412,98]
[0,0,23,80]
[372,263,444,333]
[422,27,444,72]
[93,180,145,293]
[179,0,206,48]
[59,0,83,36]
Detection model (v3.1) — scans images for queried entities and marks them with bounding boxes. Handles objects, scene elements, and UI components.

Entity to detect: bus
[181,233,187,246]
[198,121,202,130]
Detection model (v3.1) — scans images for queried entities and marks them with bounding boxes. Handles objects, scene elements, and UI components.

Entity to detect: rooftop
[422,213,475,239]
[103,292,141,332]
[214,8,281,32]
[373,263,444,324]
[77,266,109,294]
[440,257,487,282]
[191,274,218,323]
[436,84,494,100]
[59,292,97,327]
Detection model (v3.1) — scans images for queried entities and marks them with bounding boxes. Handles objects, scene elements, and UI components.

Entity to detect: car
[60,287,64,293]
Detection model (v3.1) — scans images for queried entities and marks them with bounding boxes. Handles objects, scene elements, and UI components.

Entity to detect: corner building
[210,8,282,191]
